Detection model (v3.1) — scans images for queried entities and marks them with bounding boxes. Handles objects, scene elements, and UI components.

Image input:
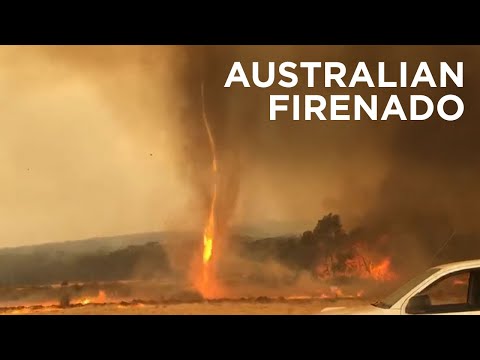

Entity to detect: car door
[401,268,480,315]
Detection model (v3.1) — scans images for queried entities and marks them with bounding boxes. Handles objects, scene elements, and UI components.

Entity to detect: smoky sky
[0,46,192,247]
[0,45,479,251]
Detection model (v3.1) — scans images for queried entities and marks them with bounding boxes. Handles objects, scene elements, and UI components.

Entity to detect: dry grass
[2,299,368,315]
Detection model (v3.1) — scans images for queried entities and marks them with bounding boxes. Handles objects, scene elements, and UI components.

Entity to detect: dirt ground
[1,298,368,315]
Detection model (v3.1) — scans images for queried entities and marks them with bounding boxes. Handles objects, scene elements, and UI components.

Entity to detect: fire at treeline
[1,213,479,307]
[0,214,390,287]
[243,214,395,282]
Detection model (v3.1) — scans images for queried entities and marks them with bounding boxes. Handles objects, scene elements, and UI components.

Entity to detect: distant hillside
[0,241,172,286]
[0,231,199,256]
[0,231,254,287]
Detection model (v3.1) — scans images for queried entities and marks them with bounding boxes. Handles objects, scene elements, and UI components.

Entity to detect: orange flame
[77,290,107,305]
[203,185,216,265]
[342,255,396,281]
[369,258,395,281]
[316,242,396,282]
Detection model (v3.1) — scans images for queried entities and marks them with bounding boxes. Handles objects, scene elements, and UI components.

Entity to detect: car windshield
[372,267,442,309]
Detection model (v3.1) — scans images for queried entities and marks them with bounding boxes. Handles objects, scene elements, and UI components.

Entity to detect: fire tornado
[199,81,218,297]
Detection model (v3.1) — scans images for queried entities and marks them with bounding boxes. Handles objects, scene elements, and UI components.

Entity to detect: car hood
[318,304,394,315]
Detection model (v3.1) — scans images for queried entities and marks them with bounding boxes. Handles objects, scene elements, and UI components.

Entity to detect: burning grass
[0,276,381,315]
[0,296,369,315]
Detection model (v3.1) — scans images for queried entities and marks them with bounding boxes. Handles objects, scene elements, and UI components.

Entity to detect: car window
[419,271,470,305]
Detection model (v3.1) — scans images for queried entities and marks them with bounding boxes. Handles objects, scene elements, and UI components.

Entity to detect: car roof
[433,259,480,271]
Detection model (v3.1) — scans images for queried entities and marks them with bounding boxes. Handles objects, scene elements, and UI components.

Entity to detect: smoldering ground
[0,46,479,301]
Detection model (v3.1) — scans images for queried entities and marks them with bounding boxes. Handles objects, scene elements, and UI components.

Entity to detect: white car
[320,259,480,315]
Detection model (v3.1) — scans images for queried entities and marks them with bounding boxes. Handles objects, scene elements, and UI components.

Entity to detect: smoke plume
[1,45,480,275]
[176,45,480,271]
